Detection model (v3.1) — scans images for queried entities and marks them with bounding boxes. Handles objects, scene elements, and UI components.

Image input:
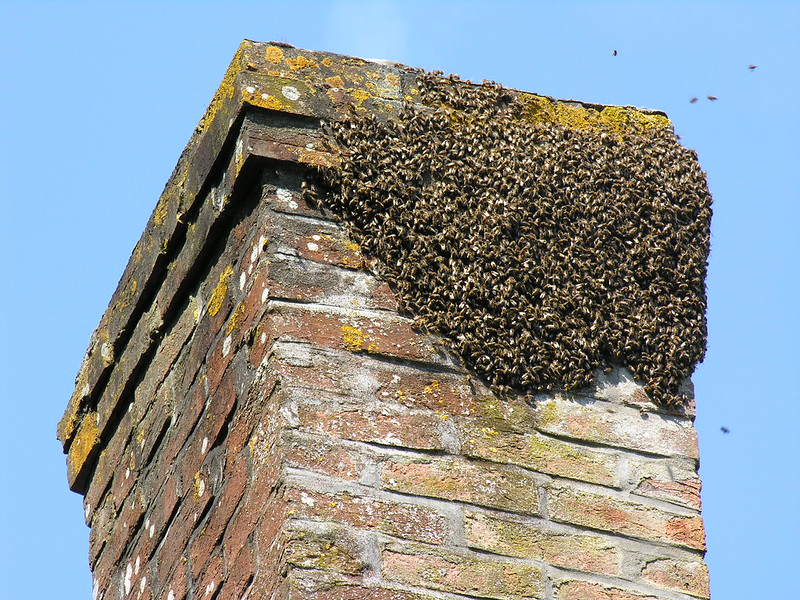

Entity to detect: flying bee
[689,97,698,103]
[720,426,730,434]
[612,50,618,56]
[707,95,718,101]
[748,64,757,71]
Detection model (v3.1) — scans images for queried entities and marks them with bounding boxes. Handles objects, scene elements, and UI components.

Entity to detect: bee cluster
[304,71,712,407]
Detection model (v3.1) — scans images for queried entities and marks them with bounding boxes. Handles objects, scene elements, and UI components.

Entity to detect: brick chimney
[59,41,711,600]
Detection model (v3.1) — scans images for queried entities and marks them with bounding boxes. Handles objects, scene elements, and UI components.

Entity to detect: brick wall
[59,42,710,600]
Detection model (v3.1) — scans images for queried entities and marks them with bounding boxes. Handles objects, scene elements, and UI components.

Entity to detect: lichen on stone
[305,71,712,407]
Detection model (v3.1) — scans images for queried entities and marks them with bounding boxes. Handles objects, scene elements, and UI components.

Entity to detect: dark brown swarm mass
[305,72,712,406]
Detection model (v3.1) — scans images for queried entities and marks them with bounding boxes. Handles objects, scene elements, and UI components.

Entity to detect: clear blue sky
[1,2,797,599]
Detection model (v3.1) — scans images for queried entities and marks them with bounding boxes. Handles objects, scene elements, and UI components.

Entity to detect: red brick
[262,303,443,363]
[296,403,445,450]
[634,477,702,511]
[219,543,257,600]
[642,557,710,598]
[556,580,661,600]
[548,485,706,551]
[84,409,134,526]
[533,397,699,460]
[383,544,544,599]
[289,581,437,600]
[284,525,367,575]
[193,551,224,599]
[381,457,540,514]
[464,511,622,576]
[285,433,368,481]
[160,560,189,600]
[266,212,366,270]
[286,488,448,545]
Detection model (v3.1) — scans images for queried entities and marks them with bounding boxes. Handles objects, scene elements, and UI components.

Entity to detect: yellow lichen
[225,301,246,335]
[266,45,284,64]
[208,265,234,317]
[325,76,345,88]
[423,380,440,394]
[321,57,333,67]
[348,88,370,108]
[287,55,319,70]
[66,411,99,481]
[197,42,251,133]
[192,471,204,502]
[518,93,671,136]
[342,240,361,253]
[341,325,366,351]
[152,198,169,226]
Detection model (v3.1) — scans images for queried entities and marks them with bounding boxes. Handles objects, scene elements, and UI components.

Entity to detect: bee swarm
[304,72,712,407]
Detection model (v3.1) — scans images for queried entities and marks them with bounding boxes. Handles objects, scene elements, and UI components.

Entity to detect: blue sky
[1,1,798,599]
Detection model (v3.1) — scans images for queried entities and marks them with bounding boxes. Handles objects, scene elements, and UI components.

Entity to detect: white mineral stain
[201,437,209,454]
[261,287,270,303]
[312,234,321,241]
[134,555,140,575]
[245,85,255,93]
[222,335,232,358]
[124,563,133,595]
[300,493,315,507]
[139,576,147,594]
[281,86,300,101]
[198,478,206,498]
[205,582,216,596]
[250,243,259,263]
[260,332,267,345]
[239,271,246,291]
[149,522,155,538]
[307,242,319,251]
[168,590,175,600]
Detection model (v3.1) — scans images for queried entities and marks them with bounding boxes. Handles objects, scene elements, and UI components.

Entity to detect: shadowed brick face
[59,41,710,600]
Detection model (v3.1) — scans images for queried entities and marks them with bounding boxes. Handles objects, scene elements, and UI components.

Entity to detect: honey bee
[706,95,718,101]
[748,64,757,71]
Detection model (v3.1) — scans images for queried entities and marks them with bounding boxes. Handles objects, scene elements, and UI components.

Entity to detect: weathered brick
[284,524,368,575]
[262,302,451,365]
[555,580,661,600]
[464,510,622,576]
[264,253,397,311]
[219,543,257,600]
[187,451,249,580]
[383,543,544,599]
[460,420,620,488]
[641,557,710,598]
[381,456,540,514]
[286,487,449,545]
[266,211,366,270]
[193,550,224,599]
[532,396,699,459]
[548,485,706,551]
[288,577,437,600]
[629,457,702,510]
[160,559,189,600]
[266,341,473,416]
[284,432,369,481]
[296,401,445,450]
